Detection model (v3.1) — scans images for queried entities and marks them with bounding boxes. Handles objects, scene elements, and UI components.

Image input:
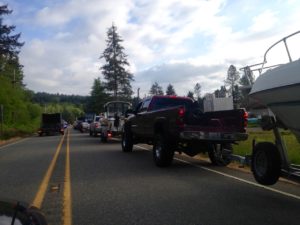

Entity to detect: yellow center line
[64,129,72,225]
[31,132,66,208]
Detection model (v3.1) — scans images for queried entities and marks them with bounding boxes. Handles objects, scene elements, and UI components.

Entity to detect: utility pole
[137,88,140,100]
[12,69,16,123]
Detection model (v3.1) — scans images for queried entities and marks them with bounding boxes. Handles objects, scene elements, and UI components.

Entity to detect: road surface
[0,128,300,225]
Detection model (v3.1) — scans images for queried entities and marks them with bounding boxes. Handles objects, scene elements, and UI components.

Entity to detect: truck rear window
[151,97,193,110]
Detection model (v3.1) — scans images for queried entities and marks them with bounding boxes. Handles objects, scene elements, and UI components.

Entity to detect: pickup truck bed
[122,95,248,167]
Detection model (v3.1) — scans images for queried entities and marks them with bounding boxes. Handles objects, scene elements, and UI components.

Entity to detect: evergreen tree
[225,65,240,108]
[214,85,227,98]
[100,24,134,101]
[225,65,240,96]
[194,83,201,101]
[239,66,255,109]
[0,5,24,60]
[88,77,108,113]
[166,83,176,95]
[239,66,254,87]
[187,91,194,99]
[0,4,24,84]
[149,82,164,95]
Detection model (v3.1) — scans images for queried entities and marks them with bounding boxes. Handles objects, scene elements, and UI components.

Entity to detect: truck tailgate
[182,109,248,141]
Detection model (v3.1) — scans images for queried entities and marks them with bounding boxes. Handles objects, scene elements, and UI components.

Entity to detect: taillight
[243,111,248,127]
[176,107,185,128]
[178,107,185,117]
[95,124,99,128]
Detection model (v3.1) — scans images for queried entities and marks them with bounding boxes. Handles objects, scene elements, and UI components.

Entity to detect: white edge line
[135,145,300,201]
[0,138,30,150]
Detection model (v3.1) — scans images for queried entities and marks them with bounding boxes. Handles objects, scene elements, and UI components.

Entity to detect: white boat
[248,31,300,141]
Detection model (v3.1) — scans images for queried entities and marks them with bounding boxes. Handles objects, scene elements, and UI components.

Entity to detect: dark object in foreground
[0,199,47,225]
[38,113,64,136]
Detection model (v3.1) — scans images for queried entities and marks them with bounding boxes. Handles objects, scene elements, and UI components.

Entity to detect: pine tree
[239,66,254,87]
[100,24,133,101]
[88,77,108,113]
[239,66,255,109]
[0,5,24,60]
[194,83,201,101]
[166,83,176,95]
[187,91,194,99]
[214,85,227,98]
[225,65,240,108]
[225,65,240,96]
[149,82,164,95]
[0,4,24,83]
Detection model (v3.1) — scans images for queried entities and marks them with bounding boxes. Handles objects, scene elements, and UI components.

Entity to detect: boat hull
[249,60,300,141]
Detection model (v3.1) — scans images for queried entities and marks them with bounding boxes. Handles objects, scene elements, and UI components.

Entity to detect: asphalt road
[0,128,300,225]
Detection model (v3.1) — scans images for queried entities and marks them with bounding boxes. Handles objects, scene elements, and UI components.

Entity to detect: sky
[4,0,300,97]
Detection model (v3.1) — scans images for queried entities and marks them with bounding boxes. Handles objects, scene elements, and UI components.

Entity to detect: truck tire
[153,133,174,167]
[251,142,281,185]
[121,127,133,152]
[208,143,232,166]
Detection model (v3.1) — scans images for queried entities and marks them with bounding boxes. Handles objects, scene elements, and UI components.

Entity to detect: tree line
[0,5,84,139]
[0,5,40,139]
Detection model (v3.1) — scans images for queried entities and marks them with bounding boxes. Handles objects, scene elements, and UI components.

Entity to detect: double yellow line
[31,129,72,225]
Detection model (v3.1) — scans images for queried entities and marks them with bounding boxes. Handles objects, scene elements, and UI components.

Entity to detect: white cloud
[249,9,278,33]
[10,0,300,97]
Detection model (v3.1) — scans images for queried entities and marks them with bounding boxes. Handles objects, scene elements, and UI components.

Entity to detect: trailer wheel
[121,127,133,152]
[208,143,232,166]
[153,133,174,167]
[252,142,281,185]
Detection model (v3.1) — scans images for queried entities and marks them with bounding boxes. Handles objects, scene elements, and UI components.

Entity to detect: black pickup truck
[122,95,248,167]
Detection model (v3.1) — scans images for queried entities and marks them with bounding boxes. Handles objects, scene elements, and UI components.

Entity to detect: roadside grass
[0,118,40,140]
[233,130,300,165]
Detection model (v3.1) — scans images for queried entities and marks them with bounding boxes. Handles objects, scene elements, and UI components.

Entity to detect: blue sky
[4,0,300,96]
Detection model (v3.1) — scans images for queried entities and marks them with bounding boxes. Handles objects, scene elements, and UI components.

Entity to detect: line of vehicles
[73,101,132,142]
[38,31,300,189]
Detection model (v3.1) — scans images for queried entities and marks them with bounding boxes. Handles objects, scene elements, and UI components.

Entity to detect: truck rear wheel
[153,133,174,167]
[121,127,133,152]
[208,143,232,166]
[251,142,281,185]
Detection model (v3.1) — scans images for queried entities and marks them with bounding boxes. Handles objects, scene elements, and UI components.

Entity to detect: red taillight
[108,132,112,137]
[176,107,185,128]
[178,107,185,117]
[95,124,99,128]
[243,111,248,127]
